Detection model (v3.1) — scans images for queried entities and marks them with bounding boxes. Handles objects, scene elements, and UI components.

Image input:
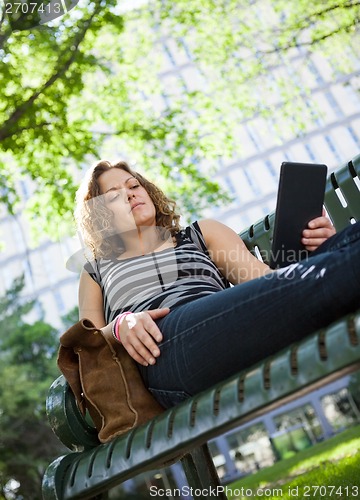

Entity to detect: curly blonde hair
[75,160,181,259]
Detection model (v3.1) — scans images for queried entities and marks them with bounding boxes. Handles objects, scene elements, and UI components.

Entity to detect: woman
[76,160,360,408]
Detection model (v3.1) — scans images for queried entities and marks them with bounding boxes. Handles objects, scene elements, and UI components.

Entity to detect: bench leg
[181,444,228,499]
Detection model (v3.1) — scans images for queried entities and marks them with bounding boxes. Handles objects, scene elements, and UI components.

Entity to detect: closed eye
[106,182,140,203]
[106,190,122,203]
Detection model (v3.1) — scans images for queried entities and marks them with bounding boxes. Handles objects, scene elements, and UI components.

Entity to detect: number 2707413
[5,3,62,15]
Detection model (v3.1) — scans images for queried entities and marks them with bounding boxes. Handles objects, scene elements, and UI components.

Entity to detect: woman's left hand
[302,210,336,251]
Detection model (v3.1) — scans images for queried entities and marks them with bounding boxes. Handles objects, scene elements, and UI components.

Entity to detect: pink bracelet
[112,312,133,343]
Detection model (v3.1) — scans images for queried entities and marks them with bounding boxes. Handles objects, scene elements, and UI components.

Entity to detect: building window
[321,388,360,431]
[325,135,342,163]
[325,90,344,118]
[179,38,193,61]
[11,219,26,252]
[272,405,323,459]
[226,423,276,474]
[264,159,278,181]
[245,124,262,152]
[347,125,360,148]
[54,290,66,315]
[19,180,31,200]
[223,175,237,197]
[22,259,34,290]
[304,143,317,162]
[162,42,176,67]
[307,59,325,85]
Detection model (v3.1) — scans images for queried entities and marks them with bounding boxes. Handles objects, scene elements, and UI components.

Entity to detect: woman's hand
[117,308,170,366]
[302,210,336,251]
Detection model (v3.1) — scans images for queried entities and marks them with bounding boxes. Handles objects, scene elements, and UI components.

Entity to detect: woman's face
[97,168,156,233]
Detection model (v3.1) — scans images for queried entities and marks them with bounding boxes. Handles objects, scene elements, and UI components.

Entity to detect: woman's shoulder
[180,219,221,254]
[182,219,219,234]
[83,258,100,283]
[195,219,226,241]
[193,219,237,250]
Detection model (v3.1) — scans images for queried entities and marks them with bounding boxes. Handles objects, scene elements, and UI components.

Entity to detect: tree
[0,0,230,242]
[0,276,66,499]
[61,305,79,329]
[149,0,360,132]
[1,0,360,240]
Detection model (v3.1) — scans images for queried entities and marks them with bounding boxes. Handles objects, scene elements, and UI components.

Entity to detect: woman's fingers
[142,310,168,342]
[302,215,336,251]
[302,240,327,252]
[126,335,157,367]
[120,309,168,366]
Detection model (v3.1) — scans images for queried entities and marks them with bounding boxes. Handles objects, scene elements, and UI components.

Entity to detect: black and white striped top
[84,221,230,324]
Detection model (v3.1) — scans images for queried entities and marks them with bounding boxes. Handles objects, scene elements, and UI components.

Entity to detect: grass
[226,424,360,500]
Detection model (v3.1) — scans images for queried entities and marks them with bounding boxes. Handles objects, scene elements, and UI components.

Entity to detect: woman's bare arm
[199,219,271,285]
[78,269,106,328]
[78,268,168,366]
[200,215,335,285]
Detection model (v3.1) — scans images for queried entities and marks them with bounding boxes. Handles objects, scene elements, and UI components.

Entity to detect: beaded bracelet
[111,312,133,343]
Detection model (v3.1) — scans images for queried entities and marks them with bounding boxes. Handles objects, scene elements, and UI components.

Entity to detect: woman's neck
[120,226,172,258]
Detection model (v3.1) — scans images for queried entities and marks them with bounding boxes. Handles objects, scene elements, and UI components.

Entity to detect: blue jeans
[138,222,360,408]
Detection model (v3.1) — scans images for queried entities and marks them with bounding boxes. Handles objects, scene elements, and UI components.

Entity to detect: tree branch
[0,4,102,142]
[0,7,36,51]
[0,4,6,28]
[292,0,360,29]
[0,10,13,49]
[262,17,360,55]
[0,122,53,141]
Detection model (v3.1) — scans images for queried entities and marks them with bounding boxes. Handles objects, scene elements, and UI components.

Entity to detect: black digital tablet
[270,161,328,269]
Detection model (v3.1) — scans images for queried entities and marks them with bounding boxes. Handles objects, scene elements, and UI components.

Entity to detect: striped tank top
[84,221,230,324]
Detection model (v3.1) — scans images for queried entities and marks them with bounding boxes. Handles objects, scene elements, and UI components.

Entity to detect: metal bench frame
[42,155,360,500]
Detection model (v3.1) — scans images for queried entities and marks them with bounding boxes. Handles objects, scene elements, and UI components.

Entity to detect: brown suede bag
[57,318,164,443]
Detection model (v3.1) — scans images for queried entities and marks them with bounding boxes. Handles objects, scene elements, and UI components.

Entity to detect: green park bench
[42,155,360,499]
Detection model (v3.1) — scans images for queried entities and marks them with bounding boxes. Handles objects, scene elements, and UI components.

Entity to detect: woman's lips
[130,202,145,211]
